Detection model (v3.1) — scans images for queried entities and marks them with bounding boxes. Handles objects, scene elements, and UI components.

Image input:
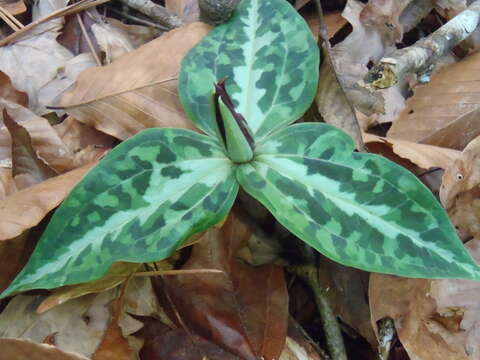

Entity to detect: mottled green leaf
[1,129,238,297]
[237,123,480,280]
[179,0,319,141]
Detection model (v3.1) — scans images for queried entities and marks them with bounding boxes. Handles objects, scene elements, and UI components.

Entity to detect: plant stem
[364,0,480,89]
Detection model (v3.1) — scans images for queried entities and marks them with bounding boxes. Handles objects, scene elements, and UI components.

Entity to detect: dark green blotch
[171,202,190,211]
[161,165,183,179]
[155,143,177,164]
[174,136,213,157]
[131,155,154,170]
[131,173,149,196]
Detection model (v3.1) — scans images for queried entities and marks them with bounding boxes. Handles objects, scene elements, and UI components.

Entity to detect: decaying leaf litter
[1,0,480,359]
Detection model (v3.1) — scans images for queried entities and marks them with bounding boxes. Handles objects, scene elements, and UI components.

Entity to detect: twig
[0,0,112,47]
[107,6,169,31]
[118,0,183,29]
[76,13,102,66]
[0,5,24,31]
[289,245,348,360]
[364,0,480,89]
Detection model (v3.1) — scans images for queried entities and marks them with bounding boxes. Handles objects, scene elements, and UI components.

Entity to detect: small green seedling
[2,0,479,298]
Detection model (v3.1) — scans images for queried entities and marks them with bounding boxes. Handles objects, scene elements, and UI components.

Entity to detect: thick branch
[364,1,480,89]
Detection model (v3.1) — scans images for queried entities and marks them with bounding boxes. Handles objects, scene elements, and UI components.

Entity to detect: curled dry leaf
[369,240,480,360]
[0,338,89,360]
[106,18,161,49]
[0,71,28,106]
[166,0,200,23]
[440,135,480,209]
[0,163,94,241]
[163,211,289,360]
[60,22,211,140]
[389,51,480,149]
[364,133,461,170]
[4,110,57,190]
[91,21,134,63]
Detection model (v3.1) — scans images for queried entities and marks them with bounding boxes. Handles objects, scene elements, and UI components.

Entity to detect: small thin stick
[76,13,102,66]
[364,0,480,89]
[133,269,223,277]
[0,6,23,31]
[118,0,183,29]
[0,6,21,31]
[107,6,169,31]
[0,0,112,47]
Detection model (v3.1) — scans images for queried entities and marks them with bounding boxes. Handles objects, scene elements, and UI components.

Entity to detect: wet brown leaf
[60,22,211,140]
[389,51,480,149]
[0,163,94,241]
[164,211,289,360]
[0,338,89,360]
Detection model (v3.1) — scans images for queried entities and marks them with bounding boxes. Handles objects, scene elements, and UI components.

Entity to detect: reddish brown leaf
[163,211,289,360]
[0,71,28,106]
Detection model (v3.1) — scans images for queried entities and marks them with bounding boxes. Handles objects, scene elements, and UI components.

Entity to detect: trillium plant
[3,0,480,298]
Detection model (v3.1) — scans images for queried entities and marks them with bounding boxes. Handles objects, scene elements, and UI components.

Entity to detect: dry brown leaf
[91,21,135,63]
[389,51,480,148]
[449,188,480,239]
[0,0,27,15]
[107,18,161,48]
[0,0,73,114]
[92,283,135,360]
[0,71,28,106]
[4,110,57,189]
[166,0,200,23]
[37,262,140,314]
[440,135,480,209]
[0,163,94,241]
[0,338,89,360]
[0,168,16,200]
[60,22,210,140]
[370,240,480,360]
[364,133,461,170]
[0,102,70,172]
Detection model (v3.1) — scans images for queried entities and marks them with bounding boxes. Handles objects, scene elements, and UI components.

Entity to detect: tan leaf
[389,51,480,149]
[0,101,75,173]
[0,71,28,106]
[440,135,480,209]
[166,0,200,23]
[0,163,94,241]
[0,338,89,360]
[0,1,73,114]
[107,18,161,48]
[364,133,461,170]
[91,21,135,63]
[60,22,211,140]
[4,110,57,189]
[37,262,140,314]
[0,0,27,16]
